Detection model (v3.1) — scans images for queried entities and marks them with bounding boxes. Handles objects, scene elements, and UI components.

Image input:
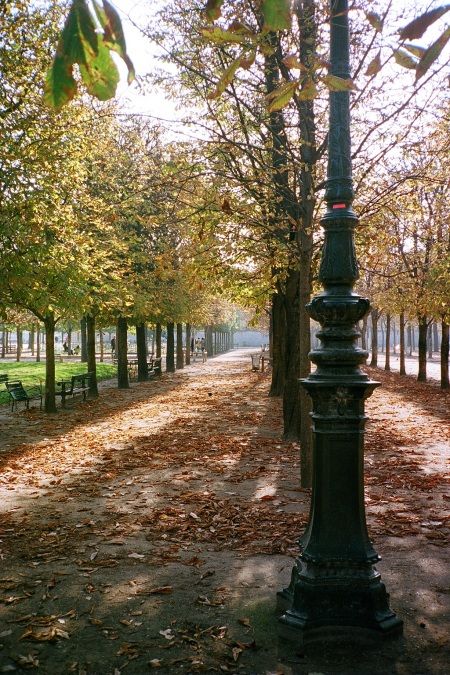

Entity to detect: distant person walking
[111,336,116,358]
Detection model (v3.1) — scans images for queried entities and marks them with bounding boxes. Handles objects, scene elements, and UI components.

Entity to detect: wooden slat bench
[6,380,43,411]
[56,372,92,407]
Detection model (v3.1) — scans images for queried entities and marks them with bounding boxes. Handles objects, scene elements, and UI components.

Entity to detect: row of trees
[144,0,449,483]
[0,2,243,412]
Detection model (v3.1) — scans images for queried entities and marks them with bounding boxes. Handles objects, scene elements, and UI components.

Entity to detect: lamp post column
[277,0,403,642]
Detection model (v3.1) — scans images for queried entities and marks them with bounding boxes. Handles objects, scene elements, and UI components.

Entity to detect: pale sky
[110,0,448,125]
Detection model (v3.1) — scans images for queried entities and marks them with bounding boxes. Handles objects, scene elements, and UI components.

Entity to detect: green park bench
[56,372,92,407]
[5,380,43,412]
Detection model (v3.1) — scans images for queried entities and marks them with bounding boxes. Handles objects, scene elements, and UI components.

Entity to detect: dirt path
[0,350,449,674]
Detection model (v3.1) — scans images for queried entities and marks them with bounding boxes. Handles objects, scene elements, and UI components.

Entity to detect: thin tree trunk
[29,325,35,355]
[399,312,406,375]
[427,323,433,359]
[283,268,300,439]
[136,323,148,381]
[1,328,5,358]
[44,314,57,413]
[156,323,162,359]
[185,323,191,366]
[417,315,428,382]
[392,319,396,355]
[166,323,175,373]
[99,330,104,363]
[117,317,129,388]
[407,323,413,356]
[385,313,391,371]
[441,319,449,390]
[86,313,98,397]
[269,286,286,397]
[16,327,21,362]
[176,323,184,369]
[361,315,368,351]
[299,254,312,487]
[433,321,440,353]
[80,316,88,363]
[370,309,379,367]
[67,326,72,354]
[36,325,41,362]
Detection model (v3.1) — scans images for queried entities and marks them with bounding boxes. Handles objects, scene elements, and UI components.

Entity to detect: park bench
[5,380,43,411]
[0,373,8,385]
[250,353,261,371]
[152,357,162,375]
[127,359,139,380]
[192,350,207,363]
[55,372,92,407]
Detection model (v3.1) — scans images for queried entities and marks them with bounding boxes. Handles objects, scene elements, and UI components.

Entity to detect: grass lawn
[0,362,117,406]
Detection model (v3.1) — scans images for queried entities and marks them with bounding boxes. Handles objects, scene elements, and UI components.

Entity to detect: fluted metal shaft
[277,0,403,642]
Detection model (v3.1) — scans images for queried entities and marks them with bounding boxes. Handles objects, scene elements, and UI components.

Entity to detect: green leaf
[266,80,298,112]
[261,0,291,31]
[201,26,251,44]
[203,0,224,22]
[399,5,450,40]
[322,74,356,91]
[44,55,77,109]
[93,1,135,84]
[365,51,382,76]
[393,49,418,69]
[403,43,427,58]
[297,79,318,100]
[415,25,450,81]
[207,56,241,99]
[79,41,120,100]
[365,11,383,32]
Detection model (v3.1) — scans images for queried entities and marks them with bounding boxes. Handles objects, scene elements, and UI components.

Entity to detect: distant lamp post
[277,0,403,642]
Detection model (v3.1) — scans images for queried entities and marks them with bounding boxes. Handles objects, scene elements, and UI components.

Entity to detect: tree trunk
[80,316,88,363]
[136,322,149,381]
[399,312,406,375]
[44,314,57,413]
[185,323,191,366]
[16,327,21,362]
[441,319,449,390]
[36,325,41,362]
[1,327,5,358]
[99,330,104,362]
[433,321,440,353]
[86,313,99,397]
[427,323,433,359]
[117,317,129,388]
[156,323,162,359]
[176,323,184,369]
[384,313,391,371]
[392,319,396,355]
[370,309,379,367]
[283,268,301,439]
[299,250,312,488]
[166,323,175,372]
[269,287,286,396]
[417,316,428,382]
[29,325,35,355]
[361,315,368,350]
[407,323,412,356]
[67,326,72,354]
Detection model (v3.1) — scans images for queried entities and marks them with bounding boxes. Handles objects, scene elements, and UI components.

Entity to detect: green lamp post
[277,0,403,642]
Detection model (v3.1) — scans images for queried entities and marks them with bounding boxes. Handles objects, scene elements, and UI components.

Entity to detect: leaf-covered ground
[0,350,448,674]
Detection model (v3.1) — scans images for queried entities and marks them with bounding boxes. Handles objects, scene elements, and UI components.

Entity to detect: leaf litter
[0,356,448,672]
